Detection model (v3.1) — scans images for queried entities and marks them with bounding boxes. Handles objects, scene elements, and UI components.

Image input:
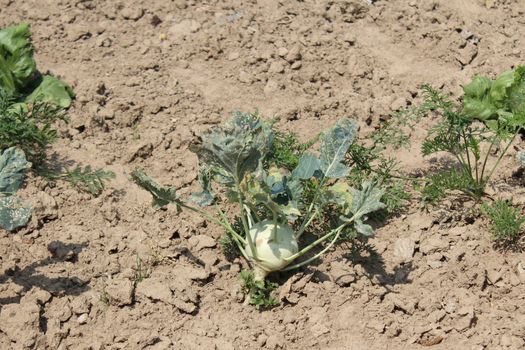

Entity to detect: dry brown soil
[1,0,525,349]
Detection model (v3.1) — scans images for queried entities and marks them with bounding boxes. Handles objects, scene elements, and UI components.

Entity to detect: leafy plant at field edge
[481,200,525,244]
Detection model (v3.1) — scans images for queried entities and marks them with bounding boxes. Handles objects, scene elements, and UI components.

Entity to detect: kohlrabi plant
[132,112,385,301]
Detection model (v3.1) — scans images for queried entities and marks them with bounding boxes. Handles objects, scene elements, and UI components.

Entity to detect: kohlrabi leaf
[350,181,385,219]
[0,195,32,231]
[321,182,353,213]
[131,169,179,208]
[292,153,321,179]
[0,147,31,194]
[353,218,374,237]
[25,75,75,108]
[319,118,358,179]
[245,169,302,221]
[189,112,273,188]
[0,23,36,92]
[190,166,214,206]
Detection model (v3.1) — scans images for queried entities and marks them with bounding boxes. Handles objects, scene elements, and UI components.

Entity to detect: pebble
[291,61,302,70]
[269,61,286,74]
[238,70,252,84]
[121,6,144,21]
[393,238,415,262]
[285,45,302,63]
[77,313,88,324]
[277,47,288,57]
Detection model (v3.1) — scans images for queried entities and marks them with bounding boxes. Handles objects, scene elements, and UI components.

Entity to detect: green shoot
[38,165,115,196]
[240,270,279,310]
[481,200,525,244]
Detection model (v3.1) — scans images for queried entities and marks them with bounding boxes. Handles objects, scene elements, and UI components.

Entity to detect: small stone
[393,238,415,262]
[238,71,252,84]
[343,33,357,45]
[269,61,285,74]
[32,191,58,221]
[105,279,134,306]
[291,61,302,70]
[193,235,216,251]
[277,47,288,57]
[285,45,302,63]
[173,299,197,314]
[121,6,144,21]
[70,295,91,314]
[487,267,504,285]
[77,313,88,324]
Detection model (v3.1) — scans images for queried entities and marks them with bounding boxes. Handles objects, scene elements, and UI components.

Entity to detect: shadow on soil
[0,241,89,305]
[344,239,415,287]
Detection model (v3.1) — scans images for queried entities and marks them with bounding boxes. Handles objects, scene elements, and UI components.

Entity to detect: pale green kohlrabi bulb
[245,219,299,281]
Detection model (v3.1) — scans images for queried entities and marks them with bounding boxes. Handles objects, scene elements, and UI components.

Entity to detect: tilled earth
[1,0,525,349]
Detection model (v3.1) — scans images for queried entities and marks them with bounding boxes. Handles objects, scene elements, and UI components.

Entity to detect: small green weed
[240,270,279,310]
[266,130,314,170]
[481,200,525,244]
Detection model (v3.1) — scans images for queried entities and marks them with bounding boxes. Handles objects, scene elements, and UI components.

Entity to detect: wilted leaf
[0,195,31,231]
[0,146,31,194]
[319,118,358,179]
[131,169,179,208]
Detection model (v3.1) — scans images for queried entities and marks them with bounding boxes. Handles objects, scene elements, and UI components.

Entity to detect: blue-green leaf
[190,166,214,206]
[0,147,31,194]
[292,153,320,179]
[0,195,32,231]
[319,118,358,179]
[131,169,179,208]
[350,181,385,219]
[189,112,273,186]
[354,218,374,237]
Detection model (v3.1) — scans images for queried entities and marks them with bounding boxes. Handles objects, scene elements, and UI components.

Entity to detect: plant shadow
[344,238,415,287]
[0,241,89,306]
